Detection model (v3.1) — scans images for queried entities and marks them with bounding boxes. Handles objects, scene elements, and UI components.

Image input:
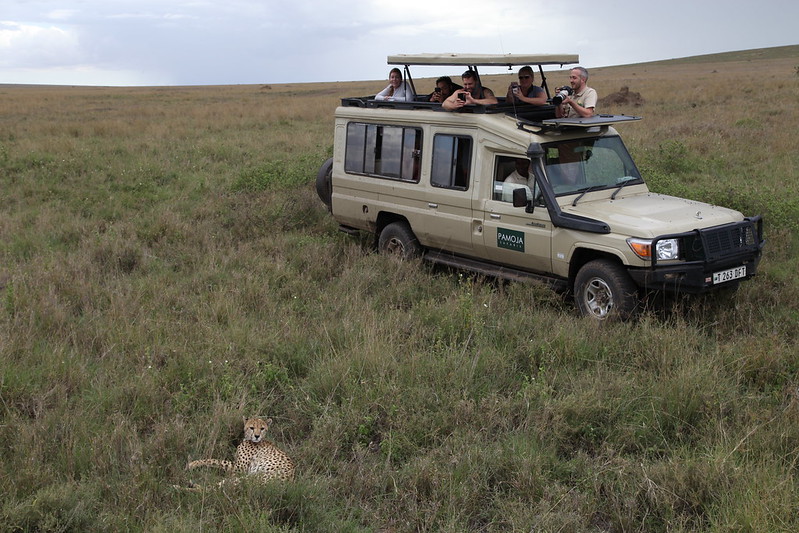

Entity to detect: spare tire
[316,157,333,210]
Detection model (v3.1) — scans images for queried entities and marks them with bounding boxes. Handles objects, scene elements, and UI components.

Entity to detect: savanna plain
[1,46,798,532]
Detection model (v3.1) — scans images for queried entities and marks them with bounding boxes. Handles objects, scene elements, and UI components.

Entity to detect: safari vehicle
[316,53,765,320]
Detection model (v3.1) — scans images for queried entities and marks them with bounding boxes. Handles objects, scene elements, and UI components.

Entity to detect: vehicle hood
[562,192,745,238]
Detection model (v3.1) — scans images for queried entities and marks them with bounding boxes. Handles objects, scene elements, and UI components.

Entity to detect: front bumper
[628,252,762,293]
[627,216,765,294]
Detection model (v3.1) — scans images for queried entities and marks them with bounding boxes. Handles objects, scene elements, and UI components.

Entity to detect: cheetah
[181,416,295,489]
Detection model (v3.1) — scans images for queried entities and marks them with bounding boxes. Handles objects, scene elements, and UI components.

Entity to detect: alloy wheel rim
[584,277,613,318]
[386,237,405,256]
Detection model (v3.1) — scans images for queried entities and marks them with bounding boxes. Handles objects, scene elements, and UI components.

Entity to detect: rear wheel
[574,259,639,321]
[378,222,422,260]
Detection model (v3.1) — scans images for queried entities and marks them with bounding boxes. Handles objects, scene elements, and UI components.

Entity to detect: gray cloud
[1,0,797,86]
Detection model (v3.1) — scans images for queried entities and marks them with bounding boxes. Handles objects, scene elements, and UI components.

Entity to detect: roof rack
[515,114,643,134]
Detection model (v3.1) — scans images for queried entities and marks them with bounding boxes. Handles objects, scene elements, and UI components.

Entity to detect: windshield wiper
[572,185,605,206]
[611,176,639,200]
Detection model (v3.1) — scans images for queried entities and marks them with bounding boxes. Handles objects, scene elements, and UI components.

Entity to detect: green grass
[1,48,799,532]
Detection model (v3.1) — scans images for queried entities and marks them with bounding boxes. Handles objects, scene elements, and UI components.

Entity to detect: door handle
[428,203,439,208]
[490,213,501,219]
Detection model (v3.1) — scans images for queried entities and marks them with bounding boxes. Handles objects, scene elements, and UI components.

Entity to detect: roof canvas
[387,53,579,67]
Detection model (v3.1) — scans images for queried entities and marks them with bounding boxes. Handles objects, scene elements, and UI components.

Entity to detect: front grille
[650,216,763,272]
[685,221,759,263]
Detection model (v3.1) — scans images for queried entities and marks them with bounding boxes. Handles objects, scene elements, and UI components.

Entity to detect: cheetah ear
[265,417,273,425]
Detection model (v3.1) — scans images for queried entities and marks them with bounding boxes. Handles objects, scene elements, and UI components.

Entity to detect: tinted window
[431,134,472,190]
[345,122,422,182]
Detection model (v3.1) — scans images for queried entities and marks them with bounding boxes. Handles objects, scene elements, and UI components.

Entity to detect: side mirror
[512,187,530,209]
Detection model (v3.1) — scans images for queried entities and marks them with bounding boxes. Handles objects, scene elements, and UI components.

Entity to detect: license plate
[713,266,747,285]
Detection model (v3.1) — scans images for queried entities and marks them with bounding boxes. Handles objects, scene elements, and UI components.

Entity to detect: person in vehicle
[555,66,596,118]
[504,158,533,187]
[501,158,534,201]
[442,69,498,110]
[506,66,547,106]
[375,68,416,102]
[428,76,462,103]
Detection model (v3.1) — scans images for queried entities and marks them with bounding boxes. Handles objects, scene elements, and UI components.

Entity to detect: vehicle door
[477,154,553,274]
[417,130,479,255]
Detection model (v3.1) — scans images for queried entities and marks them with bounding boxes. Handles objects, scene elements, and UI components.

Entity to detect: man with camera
[506,66,547,106]
[555,66,597,118]
[442,69,498,110]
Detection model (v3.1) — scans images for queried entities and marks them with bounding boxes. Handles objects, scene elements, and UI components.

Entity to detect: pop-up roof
[387,53,579,67]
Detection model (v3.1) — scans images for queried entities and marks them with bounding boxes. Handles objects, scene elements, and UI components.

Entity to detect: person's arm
[442,90,467,111]
[374,84,392,101]
[562,88,596,117]
[517,86,547,106]
[469,87,497,106]
[506,83,517,101]
[562,98,594,117]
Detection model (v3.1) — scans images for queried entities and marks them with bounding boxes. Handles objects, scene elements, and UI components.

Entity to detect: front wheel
[574,259,639,321]
[378,222,422,260]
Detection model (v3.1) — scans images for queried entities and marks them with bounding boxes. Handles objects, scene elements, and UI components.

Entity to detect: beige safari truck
[316,53,765,320]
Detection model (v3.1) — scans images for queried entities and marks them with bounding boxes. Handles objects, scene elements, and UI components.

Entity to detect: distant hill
[611,44,799,68]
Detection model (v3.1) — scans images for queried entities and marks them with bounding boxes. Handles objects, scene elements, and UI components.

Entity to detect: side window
[345,122,422,182]
[493,155,535,203]
[431,134,472,190]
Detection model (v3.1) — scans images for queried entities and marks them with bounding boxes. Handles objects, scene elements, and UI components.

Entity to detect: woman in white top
[374,68,416,102]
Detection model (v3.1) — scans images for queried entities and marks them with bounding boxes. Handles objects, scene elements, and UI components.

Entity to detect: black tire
[574,259,639,321]
[378,222,422,260]
[316,157,333,210]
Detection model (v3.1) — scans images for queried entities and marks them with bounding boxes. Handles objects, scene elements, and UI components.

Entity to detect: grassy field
[1,46,798,532]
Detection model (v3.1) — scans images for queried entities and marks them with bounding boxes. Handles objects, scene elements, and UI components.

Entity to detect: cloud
[46,10,79,21]
[106,12,196,21]
[0,21,82,68]
[1,0,797,86]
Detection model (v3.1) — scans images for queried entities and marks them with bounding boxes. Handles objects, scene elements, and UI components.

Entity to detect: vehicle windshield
[542,135,643,196]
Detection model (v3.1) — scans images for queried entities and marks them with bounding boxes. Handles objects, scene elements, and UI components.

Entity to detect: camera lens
[552,87,572,106]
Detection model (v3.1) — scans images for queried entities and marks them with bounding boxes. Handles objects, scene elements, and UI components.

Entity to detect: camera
[551,86,574,105]
[434,87,442,93]
[458,92,467,101]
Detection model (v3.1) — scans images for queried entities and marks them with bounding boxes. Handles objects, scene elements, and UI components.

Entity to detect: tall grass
[1,48,798,532]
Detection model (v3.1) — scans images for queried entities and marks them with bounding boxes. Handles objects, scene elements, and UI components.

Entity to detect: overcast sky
[1,0,797,86]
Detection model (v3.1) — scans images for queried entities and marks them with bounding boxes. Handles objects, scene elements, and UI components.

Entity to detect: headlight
[655,238,679,260]
[627,238,680,260]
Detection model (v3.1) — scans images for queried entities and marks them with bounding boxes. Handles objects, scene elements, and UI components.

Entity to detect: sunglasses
[518,75,531,79]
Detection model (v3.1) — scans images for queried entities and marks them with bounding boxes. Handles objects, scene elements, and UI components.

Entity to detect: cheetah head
[243,416,273,443]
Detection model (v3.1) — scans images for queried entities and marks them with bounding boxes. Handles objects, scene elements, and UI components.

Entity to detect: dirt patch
[598,86,644,107]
